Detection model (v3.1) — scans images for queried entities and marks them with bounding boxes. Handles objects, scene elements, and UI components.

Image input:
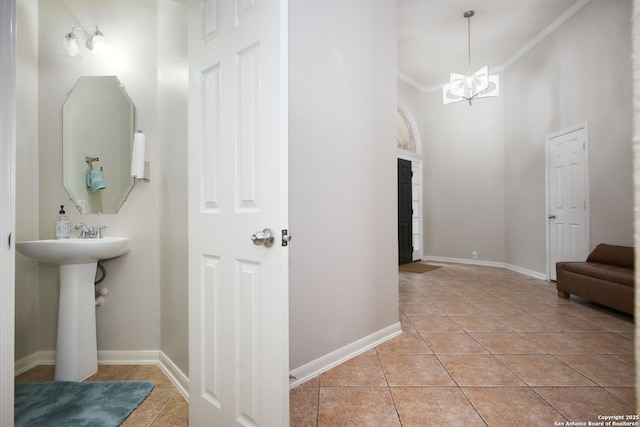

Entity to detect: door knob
[548,215,556,219]
[251,228,275,248]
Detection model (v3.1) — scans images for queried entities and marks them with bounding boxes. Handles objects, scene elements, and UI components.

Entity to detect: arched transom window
[396,107,416,153]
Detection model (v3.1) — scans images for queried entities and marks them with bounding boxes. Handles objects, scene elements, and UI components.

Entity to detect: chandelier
[443,11,499,106]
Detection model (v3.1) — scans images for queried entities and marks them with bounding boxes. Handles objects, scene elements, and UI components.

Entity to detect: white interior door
[188,1,289,426]
[547,125,589,280]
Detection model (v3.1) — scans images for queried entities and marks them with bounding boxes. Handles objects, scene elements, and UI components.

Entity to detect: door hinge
[7,233,11,248]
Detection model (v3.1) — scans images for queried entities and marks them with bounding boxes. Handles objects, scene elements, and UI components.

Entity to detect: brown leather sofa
[556,244,634,315]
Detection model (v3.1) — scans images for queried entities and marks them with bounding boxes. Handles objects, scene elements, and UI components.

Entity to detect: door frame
[0,0,16,424]
[397,105,423,262]
[545,122,590,280]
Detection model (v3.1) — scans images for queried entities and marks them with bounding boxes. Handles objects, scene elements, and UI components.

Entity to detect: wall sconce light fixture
[86,27,110,57]
[59,27,83,58]
[59,26,111,58]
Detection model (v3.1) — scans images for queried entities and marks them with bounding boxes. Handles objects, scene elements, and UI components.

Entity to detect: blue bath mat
[15,380,154,427]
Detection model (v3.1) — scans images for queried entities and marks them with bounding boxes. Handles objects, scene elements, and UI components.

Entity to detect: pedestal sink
[16,237,130,381]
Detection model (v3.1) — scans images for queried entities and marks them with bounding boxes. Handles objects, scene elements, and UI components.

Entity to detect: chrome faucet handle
[75,223,91,238]
[95,225,108,239]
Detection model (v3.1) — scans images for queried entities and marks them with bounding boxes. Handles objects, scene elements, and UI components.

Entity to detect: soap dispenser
[55,205,71,239]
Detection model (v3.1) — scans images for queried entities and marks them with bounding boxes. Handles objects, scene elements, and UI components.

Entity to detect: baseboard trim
[423,256,547,281]
[15,350,189,400]
[158,352,189,400]
[14,351,56,376]
[288,322,402,389]
[98,350,161,364]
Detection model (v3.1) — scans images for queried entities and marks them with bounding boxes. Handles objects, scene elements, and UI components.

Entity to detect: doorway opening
[397,106,423,263]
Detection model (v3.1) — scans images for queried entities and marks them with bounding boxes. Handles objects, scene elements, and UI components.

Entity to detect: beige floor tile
[572,332,634,354]
[496,355,595,386]
[463,387,566,427]
[317,387,401,427]
[400,312,418,333]
[492,315,561,332]
[451,315,513,332]
[434,302,487,316]
[409,315,464,333]
[85,364,139,381]
[121,387,178,427]
[375,332,432,354]
[535,387,634,422]
[125,365,175,388]
[473,302,527,316]
[521,332,604,354]
[439,354,525,386]
[577,314,634,331]
[15,365,55,382]
[555,354,636,387]
[532,315,608,332]
[319,354,387,387]
[420,332,488,354]
[379,354,455,386]
[470,332,547,354]
[512,303,568,316]
[604,387,636,406]
[401,303,446,316]
[149,394,189,427]
[391,387,486,427]
[290,385,319,427]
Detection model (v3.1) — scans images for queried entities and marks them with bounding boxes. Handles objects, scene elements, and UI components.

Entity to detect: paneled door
[398,158,413,264]
[187,1,289,426]
[547,125,589,281]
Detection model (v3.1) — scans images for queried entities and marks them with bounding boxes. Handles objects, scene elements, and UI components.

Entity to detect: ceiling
[397,0,583,91]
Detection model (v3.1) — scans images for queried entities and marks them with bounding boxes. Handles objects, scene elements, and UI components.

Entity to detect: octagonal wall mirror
[63,76,136,214]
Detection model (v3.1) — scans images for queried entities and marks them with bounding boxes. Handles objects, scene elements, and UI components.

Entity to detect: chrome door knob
[251,228,275,248]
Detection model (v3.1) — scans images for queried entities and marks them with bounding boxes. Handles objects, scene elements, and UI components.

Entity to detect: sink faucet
[75,223,108,239]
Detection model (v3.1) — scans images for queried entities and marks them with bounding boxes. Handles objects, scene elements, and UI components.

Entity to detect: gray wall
[410,0,632,274]
[504,0,633,272]
[289,0,399,370]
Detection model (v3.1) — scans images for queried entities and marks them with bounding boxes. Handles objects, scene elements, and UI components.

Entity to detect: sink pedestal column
[55,262,98,381]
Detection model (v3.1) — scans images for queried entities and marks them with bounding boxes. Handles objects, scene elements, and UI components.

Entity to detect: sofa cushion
[563,262,634,287]
[586,244,634,269]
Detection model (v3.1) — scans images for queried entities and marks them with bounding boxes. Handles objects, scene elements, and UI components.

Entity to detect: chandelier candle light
[443,10,499,106]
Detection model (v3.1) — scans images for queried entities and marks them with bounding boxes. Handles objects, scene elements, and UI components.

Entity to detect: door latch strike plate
[282,229,292,247]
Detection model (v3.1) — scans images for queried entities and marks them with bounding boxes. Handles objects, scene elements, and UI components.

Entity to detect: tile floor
[290,263,636,427]
[15,363,188,426]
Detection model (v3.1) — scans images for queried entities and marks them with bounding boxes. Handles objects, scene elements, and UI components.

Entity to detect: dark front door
[398,158,413,264]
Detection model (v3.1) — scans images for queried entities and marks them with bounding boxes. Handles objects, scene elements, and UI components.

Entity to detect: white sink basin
[15,236,130,381]
[16,237,130,265]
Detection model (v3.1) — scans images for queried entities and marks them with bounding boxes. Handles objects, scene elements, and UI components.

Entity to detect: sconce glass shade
[59,31,81,57]
[87,27,110,57]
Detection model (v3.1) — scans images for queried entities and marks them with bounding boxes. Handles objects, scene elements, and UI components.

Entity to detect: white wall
[14,0,189,375]
[289,0,399,370]
[504,0,633,272]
